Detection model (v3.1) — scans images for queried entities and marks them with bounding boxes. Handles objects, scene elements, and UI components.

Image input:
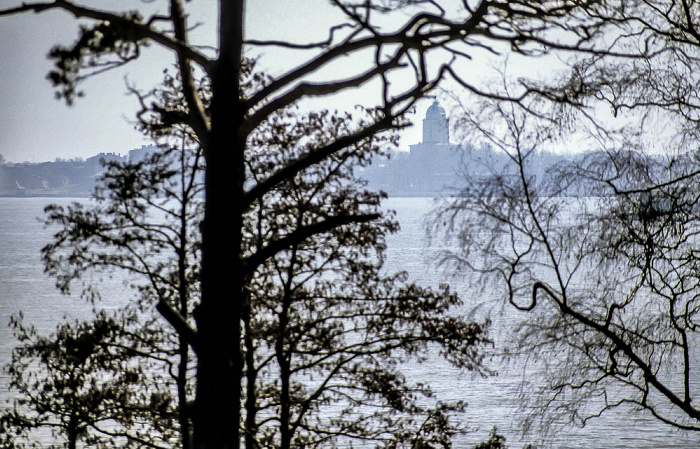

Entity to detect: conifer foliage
[1,81,490,448]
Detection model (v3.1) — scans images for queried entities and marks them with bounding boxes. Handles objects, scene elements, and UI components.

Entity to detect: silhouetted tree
[3,89,493,449]
[0,311,183,449]
[241,104,493,448]
[0,1,626,448]
[472,429,507,449]
[1,142,201,449]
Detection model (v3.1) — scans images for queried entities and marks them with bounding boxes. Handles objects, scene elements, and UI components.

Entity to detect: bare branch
[243,55,405,136]
[156,299,199,354]
[242,213,379,275]
[168,0,210,142]
[245,23,356,49]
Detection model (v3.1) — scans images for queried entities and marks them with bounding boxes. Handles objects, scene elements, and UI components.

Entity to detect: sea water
[0,197,698,448]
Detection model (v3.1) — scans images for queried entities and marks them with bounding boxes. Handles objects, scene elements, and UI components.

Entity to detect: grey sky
[1,5,158,163]
[0,1,525,163]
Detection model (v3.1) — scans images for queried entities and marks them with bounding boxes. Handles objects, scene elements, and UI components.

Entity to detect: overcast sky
[1,3,154,163]
[0,1,528,163]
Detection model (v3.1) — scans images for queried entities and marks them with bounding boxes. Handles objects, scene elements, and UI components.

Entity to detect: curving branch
[242,54,406,136]
[245,2,489,109]
[243,118,392,208]
[241,213,380,275]
[168,0,210,143]
[245,23,356,49]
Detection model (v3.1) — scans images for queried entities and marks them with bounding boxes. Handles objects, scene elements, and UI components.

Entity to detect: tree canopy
[0,0,659,448]
[0,56,501,449]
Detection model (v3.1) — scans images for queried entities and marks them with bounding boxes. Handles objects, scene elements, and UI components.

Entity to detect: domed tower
[422,100,449,144]
[405,99,462,195]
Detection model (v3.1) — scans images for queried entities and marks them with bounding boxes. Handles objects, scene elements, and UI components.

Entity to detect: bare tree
[430,0,700,439]
[436,75,700,442]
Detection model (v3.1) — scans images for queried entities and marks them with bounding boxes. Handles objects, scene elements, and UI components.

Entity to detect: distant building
[361,99,468,196]
[86,152,126,176]
[0,158,96,196]
[129,145,158,163]
[420,100,450,144]
[0,151,128,197]
[405,100,465,194]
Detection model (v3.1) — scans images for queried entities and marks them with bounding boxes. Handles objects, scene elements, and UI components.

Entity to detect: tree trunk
[177,180,192,449]
[67,412,78,449]
[277,254,297,449]
[242,298,258,449]
[193,2,245,449]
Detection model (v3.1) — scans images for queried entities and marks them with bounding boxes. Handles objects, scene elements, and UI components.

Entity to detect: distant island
[0,146,156,197]
[359,100,570,197]
[0,102,574,198]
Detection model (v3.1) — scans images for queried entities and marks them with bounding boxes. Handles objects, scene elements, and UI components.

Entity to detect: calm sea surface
[1,197,698,448]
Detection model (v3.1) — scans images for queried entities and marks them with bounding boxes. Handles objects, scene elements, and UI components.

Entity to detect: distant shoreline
[0,193,93,198]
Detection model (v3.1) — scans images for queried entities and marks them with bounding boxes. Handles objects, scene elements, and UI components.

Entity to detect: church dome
[425,100,446,119]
